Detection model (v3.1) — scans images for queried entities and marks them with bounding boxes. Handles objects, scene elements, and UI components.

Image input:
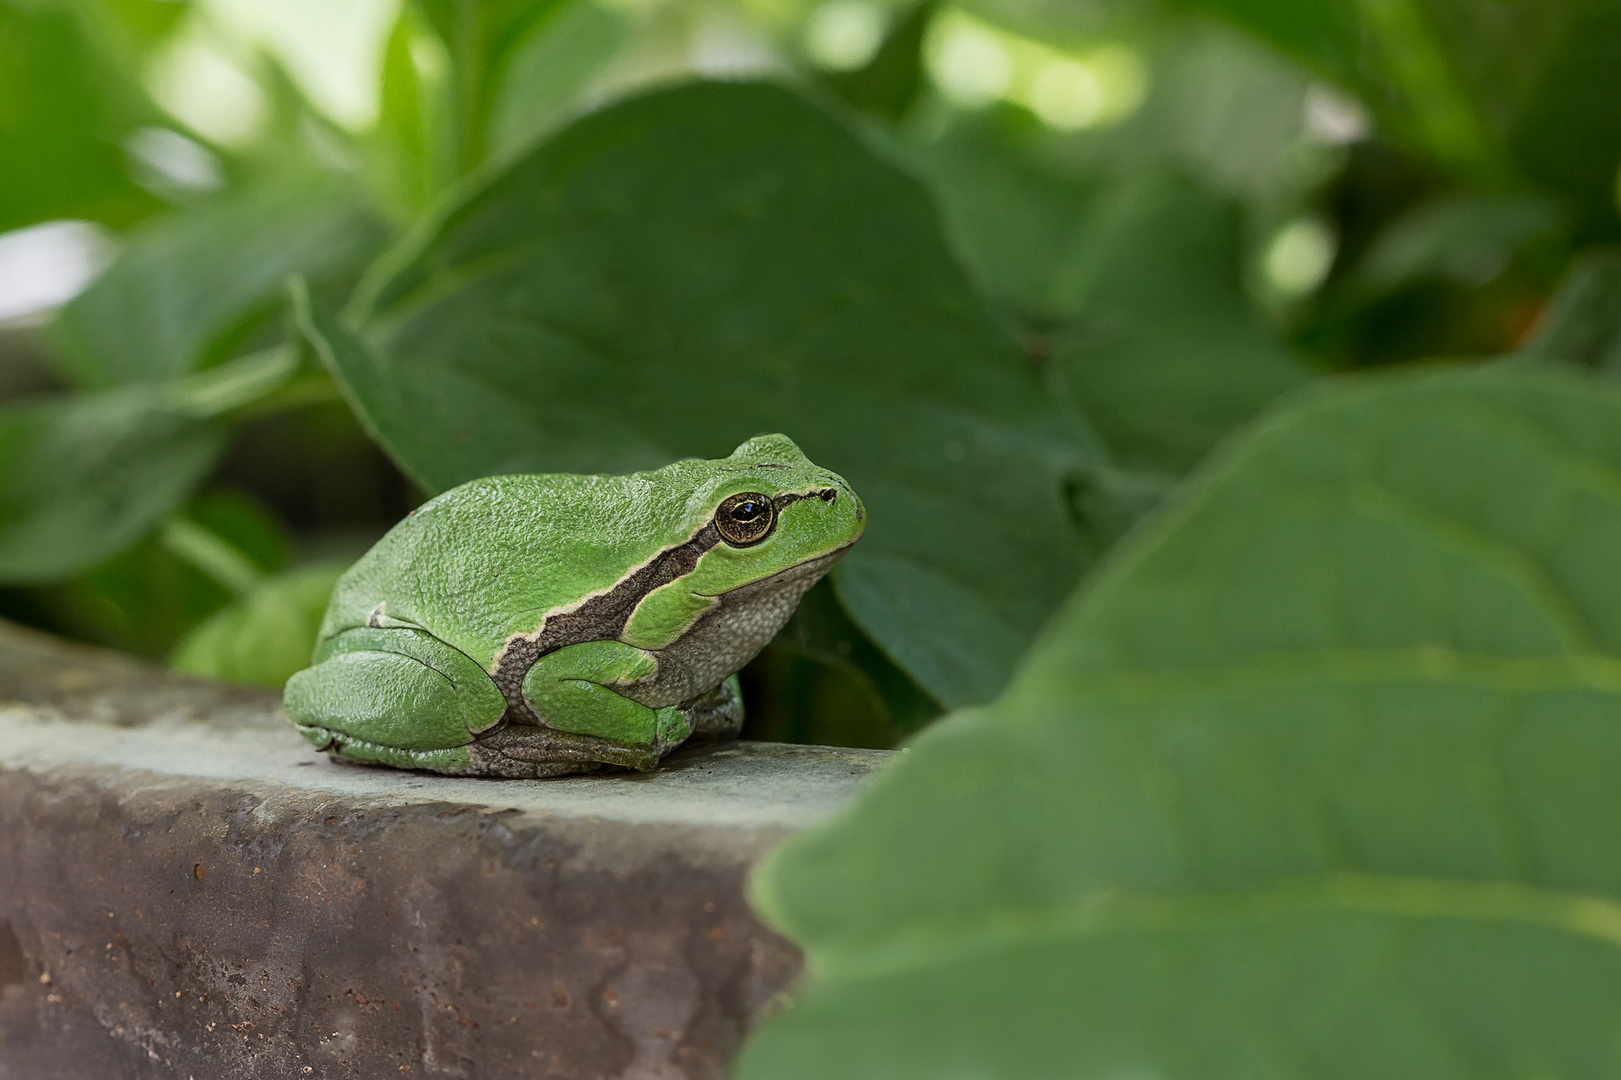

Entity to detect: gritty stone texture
[0,621,891,1080]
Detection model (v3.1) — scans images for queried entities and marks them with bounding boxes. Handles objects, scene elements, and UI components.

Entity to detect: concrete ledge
[0,622,890,1079]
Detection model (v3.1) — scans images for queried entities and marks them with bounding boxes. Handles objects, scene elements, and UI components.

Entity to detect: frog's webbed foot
[452,726,660,778]
[682,675,744,741]
[454,676,741,778]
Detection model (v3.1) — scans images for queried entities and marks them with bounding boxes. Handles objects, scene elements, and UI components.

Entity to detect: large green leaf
[742,363,1621,1078]
[307,80,1094,708]
[0,1,161,232]
[0,388,225,583]
[50,179,386,389]
[906,111,1108,324]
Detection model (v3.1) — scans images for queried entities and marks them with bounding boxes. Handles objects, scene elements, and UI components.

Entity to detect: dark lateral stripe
[490,522,722,721]
[771,487,837,511]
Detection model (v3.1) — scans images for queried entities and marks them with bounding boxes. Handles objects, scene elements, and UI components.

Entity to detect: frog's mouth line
[692,541,855,600]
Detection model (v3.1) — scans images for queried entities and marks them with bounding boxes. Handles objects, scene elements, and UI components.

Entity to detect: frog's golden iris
[715,491,776,547]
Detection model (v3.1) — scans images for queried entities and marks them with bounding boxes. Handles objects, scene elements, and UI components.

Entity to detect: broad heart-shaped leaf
[741,363,1621,1079]
[50,177,386,389]
[314,80,1094,708]
[0,388,225,584]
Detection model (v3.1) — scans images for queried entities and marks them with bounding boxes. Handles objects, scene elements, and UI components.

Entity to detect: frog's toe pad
[682,676,744,741]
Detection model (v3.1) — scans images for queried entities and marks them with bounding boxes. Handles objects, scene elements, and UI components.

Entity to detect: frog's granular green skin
[283,435,864,777]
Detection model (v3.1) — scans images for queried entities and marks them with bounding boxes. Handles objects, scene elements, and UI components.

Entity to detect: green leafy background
[320,80,1092,706]
[3,0,1621,1072]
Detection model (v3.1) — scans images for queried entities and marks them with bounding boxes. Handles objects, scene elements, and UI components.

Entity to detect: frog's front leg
[283,627,506,773]
[519,640,693,771]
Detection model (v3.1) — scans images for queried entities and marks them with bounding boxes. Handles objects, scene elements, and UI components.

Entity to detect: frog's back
[319,469,700,670]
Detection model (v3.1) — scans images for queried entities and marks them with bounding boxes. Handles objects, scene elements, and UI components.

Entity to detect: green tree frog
[283,435,864,777]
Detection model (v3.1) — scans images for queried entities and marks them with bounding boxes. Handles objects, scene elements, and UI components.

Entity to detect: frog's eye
[715,491,776,547]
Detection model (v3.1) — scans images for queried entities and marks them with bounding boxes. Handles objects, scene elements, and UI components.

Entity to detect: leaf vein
[1044,646,1621,702]
[814,873,1621,982]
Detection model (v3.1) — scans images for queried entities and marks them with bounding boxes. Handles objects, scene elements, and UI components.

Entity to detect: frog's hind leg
[517,639,698,772]
[283,627,517,775]
[472,674,742,776]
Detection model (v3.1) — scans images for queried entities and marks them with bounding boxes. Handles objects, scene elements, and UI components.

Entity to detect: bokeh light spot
[804,0,887,71]
[1303,84,1370,145]
[1029,60,1103,130]
[0,222,116,323]
[147,29,266,147]
[928,19,1012,106]
[1265,218,1338,297]
[925,10,1145,129]
[124,128,224,197]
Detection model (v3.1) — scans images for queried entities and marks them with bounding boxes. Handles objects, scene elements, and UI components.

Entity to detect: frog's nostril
[817,488,837,503]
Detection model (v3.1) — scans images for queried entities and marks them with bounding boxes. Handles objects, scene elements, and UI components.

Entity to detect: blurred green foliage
[1,0,1620,1072]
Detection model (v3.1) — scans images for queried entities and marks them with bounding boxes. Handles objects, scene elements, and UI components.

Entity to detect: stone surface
[0,621,891,1079]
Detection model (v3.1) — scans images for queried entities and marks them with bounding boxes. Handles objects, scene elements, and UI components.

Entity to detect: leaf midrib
[1024,646,1621,705]
[808,872,1621,983]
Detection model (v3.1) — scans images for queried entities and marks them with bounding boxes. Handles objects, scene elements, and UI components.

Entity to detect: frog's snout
[817,477,864,524]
